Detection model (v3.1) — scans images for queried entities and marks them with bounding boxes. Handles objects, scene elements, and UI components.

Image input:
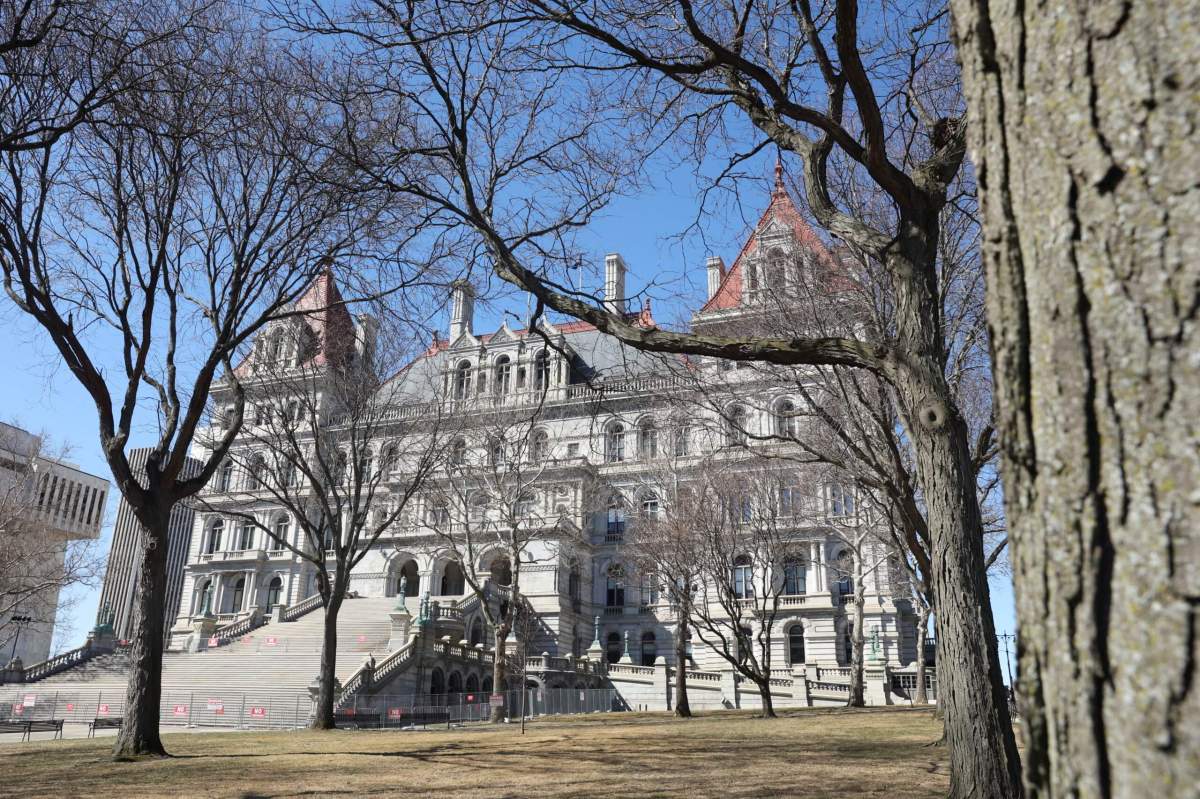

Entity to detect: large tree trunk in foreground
[113,506,171,758]
[490,620,511,723]
[756,677,776,718]
[951,2,1199,794]
[847,565,866,708]
[674,611,691,718]
[311,593,343,730]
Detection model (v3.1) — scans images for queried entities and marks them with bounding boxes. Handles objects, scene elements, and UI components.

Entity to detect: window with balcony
[452,360,472,400]
[266,577,283,608]
[829,482,856,518]
[217,461,233,492]
[533,350,550,391]
[774,399,798,438]
[272,514,290,549]
[789,624,806,665]
[606,564,625,609]
[605,497,626,541]
[640,493,661,522]
[204,519,224,554]
[495,355,512,394]
[783,558,806,595]
[529,429,549,462]
[732,554,754,599]
[238,522,254,551]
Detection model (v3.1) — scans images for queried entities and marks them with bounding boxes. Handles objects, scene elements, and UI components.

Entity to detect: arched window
[788,624,806,665]
[441,561,465,595]
[533,350,550,391]
[230,577,246,613]
[247,456,267,490]
[641,631,658,666]
[266,577,283,608]
[332,450,348,484]
[482,675,493,694]
[427,499,450,526]
[637,418,658,459]
[466,673,480,693]
[490,556,512,587]
[765,248,789,292]
[430,667,445,695]
[829,482,857,518]
[725,406,748,447]
[606,564,625,608]
[448,671,463,694]
[783,558,806,595]
[495,355,512,394]
[469,493,489,522]
[217,461,234,492]
[381,444,399,477]
[360,448,374,481]
[606,631,622,664]
[489,438,507,466]
[672,425,689,457]
[774,399,798,437]
[833,549,853,597]
[530,429,549,462]
[204,519,224,554]
[606,496,626,540]
[196,580,212,615]
[238,521,254,551]
[605,421,626,463]
[732,554,754,599]
[640,493,661,521]
[469,618,484,647]
[449,438,467,467]
[640,574,660,606]
[453,360,472,399]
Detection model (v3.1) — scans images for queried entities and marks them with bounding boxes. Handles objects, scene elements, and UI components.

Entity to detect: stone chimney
[448,280,475,339]
[706,255,726,300]
[603,253,627,315]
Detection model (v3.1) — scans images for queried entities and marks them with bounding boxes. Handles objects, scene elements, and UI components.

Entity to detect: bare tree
[0,423,104,659]
[0,11,386,756]
[423,392,590,722]
[279,4,1019,793]
[205,298,444,729]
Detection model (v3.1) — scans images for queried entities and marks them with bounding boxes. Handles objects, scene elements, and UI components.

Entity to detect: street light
[8,614,33,664]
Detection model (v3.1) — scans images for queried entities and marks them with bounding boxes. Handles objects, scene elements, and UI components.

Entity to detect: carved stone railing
[338,636,420,705]
[19,641,116,683]
[213,609,264,644]
[281,593,324,622]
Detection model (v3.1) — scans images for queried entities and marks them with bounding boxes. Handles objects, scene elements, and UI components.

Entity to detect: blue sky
[0,156,1018,682]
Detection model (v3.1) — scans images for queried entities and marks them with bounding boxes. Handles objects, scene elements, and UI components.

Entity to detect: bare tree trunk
[847,559,867,707]
[951,3,1199,793]
[490,619,511,723]
[310,592,343,730]
[112,506,170,758]
[674,610,691,718]
[757,677,776,718]
[915,602,930,705]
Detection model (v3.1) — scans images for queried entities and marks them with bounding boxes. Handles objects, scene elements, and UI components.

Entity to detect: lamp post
[8,615,33,664]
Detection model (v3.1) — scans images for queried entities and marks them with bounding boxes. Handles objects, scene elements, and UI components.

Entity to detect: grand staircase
[23,596,397,696]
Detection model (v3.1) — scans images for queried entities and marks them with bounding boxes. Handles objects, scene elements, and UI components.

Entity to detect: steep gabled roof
[293,268,356,368]
[699,163,838,314]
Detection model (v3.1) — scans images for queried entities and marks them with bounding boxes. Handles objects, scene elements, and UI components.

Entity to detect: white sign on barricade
[22,694,36,707]
[207,699,224,714]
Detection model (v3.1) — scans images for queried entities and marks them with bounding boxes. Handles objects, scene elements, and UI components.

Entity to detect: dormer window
[453,360,472,399]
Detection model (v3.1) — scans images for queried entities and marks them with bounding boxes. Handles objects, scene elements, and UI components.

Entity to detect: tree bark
[112,505,170,759]
[490,618,512,723]
[915,602,930,705]
[310,591,343,730]
[757,677,776,718]
[847,558,867,707]
[674,610,691,718]
[951,2,1199,794]
[889,235,1022,797]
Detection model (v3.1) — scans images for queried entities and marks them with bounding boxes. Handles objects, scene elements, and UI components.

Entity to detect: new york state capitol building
[168,182,926,710]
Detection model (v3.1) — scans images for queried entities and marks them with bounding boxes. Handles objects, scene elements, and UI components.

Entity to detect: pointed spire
[773,157,787,196]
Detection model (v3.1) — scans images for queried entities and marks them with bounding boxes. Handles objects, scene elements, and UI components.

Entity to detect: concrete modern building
[96,448,201,642]
[0,422,108,666]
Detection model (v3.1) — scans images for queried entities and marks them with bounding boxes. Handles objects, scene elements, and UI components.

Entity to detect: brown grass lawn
[0,706,948,798]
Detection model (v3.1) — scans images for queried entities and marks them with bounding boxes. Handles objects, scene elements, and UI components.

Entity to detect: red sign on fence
[12,705,22,715]
[206,699,224,714]
[173,704,188,717]
[466,694,475,703]
[489,693,505,707]
[249,707,267,718]
[65,703,74,712]
[208,636,219,647]
[22,694,36,707]
[99,704,110,714]
[387,707,405,719]
[356,635,367,643]
[266,636,278,646]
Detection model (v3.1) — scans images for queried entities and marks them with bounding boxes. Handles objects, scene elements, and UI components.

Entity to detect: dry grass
[0,707,948,798]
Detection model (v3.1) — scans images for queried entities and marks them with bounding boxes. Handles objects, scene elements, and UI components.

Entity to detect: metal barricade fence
[0,686,620,732]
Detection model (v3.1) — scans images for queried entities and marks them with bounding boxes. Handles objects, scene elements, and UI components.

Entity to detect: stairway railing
[336,634,422,708]
[281,593,324,622]
[19,642,113,683]
[213,610,266,645]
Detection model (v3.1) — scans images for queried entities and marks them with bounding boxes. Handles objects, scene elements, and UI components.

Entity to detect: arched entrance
[440,561,465,595]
